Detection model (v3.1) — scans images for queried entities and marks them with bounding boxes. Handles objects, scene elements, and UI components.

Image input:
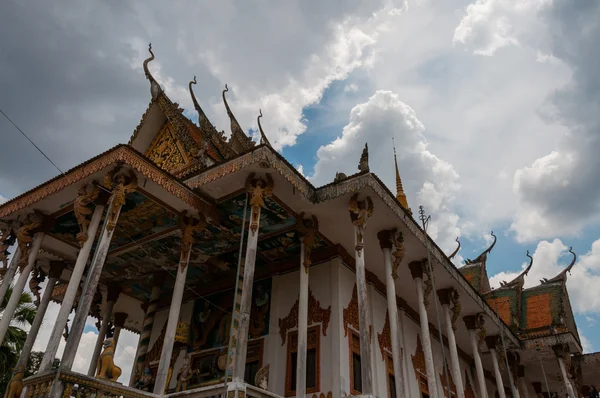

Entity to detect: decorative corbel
[245,173,274,234]
[422,259,434,307]
[103,166,138,232]
[297,213,319,272]
[348,193,374,256]
[179,211,207,271]
[437,287,461,331]
[475,314,486,348]
[16,211,45,270]
[391,229,405,279]
[0,223,16,269]
[73,183,100,246]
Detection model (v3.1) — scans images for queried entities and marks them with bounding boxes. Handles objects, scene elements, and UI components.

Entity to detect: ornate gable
[278,288,331,345]
[145,121,190,173]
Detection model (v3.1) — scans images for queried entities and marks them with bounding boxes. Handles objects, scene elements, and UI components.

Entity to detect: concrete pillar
[154,212,205,395]
[0,232,44,345]
[0,249,21,306]
[486,336,505,398]
[437,288,465,398]
[398,308,410,398]
[553,344,575,398]
[113,312,128,347]
[131,275,162,386]
[378,230,405,398]
[518,366,530,398]
[5,262,64,396]
[506,352,521,398]
[408,260,438,398]
[88,287,120,376]
[39,204,104,372]
[295,241,309,398]
[464,315,488,398]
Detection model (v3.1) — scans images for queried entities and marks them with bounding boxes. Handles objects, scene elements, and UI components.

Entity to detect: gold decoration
[179,211,206,270]
[297,212,319,272]
[28,268,44,308]
[423,260,433,308]
[450,289,461,332]
[145,122,189,174]
[73,184,100,246]
[103,166,138,231]
[254,363,270,390]
[377,311,392,360]
[348,193,374,254]
[96,338,122,381]
[343,284,360,337]
[5,366,25,398]
[246,173,274,234]
[391,229,405,280]
[278,288,331,345]
[0,225,14,269]
[16,212,43,270]
[0,145,217,221]
[62,383,73,398]
[475,314,486,348]
[412,334,429,397]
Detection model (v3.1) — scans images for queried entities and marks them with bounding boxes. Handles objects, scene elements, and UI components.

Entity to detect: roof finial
[465,231,496,265]
[498,249,534,288]
[143,43,162,100]
[393,137,411,213]
[257,109,272,148]
[540,246,577,285]
[189,76,214,134]
[524,250,534,276]
[222,84,247,139]
[358,143,369,173]
[448,237,461,260]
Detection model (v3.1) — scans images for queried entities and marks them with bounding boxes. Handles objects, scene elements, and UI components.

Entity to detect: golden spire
[393,137,410,213]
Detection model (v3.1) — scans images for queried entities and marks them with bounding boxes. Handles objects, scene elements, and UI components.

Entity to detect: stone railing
[246,386,282,398]
[24,370,158,398]
[166,382,226,398]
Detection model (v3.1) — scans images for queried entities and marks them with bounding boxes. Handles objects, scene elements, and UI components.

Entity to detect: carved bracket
[178,211,207,271]
[297,213,319,272]
[73,184,100,246]
[103,166,138,232]
[348,193,373,255]
[246,173,274,234]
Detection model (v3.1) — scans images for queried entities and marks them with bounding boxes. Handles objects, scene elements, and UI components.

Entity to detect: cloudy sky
[1,0,599,380]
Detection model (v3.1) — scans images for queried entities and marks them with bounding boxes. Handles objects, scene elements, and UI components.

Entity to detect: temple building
[1,44,598,398]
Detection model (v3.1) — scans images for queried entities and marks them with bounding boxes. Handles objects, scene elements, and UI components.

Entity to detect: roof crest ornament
[540,246,577,285]
[143,43,162,100]
[358,143,369,173]
[189,76,215,135]
[499,249,534,288]
[393,137,411,213]
[257,109,272,148]
[448,237,461,260]
[222,84,246,139]
[465,231,496,265]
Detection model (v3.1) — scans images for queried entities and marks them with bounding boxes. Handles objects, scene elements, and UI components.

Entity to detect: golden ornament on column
[391,229,405,279]
[179,211,207,271]
[297,212,319,272]
[73,184,100,246]
[348,193,374,255]
[246,173,274,234]
[103,166,138,231]
[16,211,43,270]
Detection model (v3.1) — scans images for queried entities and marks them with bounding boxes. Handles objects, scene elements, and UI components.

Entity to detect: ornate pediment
[278,288,331,345]
[377,310,392,360]
[145,121,190,174]
[343,284,372,340]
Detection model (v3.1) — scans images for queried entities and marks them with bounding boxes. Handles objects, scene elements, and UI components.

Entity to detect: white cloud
[579,328,593,353]
[0,194,6,204]
[344,83,359,93]
[296,164,305,177]
[311,90,462,252]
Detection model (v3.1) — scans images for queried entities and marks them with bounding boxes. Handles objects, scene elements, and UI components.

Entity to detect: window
[244,339,264,386]
[285,326,321,396]
[349,330,362,395]
[386,354,396,398]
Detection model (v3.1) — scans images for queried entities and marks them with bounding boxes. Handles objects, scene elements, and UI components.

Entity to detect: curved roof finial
[257,109,272,148]
[222,84,246,139]
[448,237,461,260]
[524,250,534,276]
[143,43,162,99]
[189,76,214,134]
[465,231,496,265]
[499,249,534,288]
[540,246,578,285]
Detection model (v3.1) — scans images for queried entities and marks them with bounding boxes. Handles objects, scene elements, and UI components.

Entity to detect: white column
[489,349,506,398]
[153,242,193,394]
[0,249,21,306]
[39,204,104,373]
[88,288,119,376]
[0,232,43,345]
[295,241,309,398]
[466,325,487,398]
[379,230,405,398]
[398,308,410,398]
[439,297,465,398]
[556,355,575,398]
[409,261,437,398]
[518,367,530,398]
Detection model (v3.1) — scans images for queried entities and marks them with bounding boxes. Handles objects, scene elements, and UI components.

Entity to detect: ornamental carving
[475,314,486,348]
[343,284,372,340]
[178,211,206,270]
[297,213,319,272]
[450,289,461,332]
[73,184,100,246]
[28,267,45,308]
[439,360,457,398]
[391,230,405,280]
[412,334,427,379]
[246,173,274,234]
[423,260,434,308]
[103,166,138,232]
[145,122,188,174]
[16,211,43,270]
[377,311,392,360]
[278,288,331,345]
[0,224,15,269]
[348,193,373,255]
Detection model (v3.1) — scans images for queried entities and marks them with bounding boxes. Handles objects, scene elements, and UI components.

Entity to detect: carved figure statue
[17,212,43,269]
[449,289,461,332]
[422,260,433,307]
[96,338,122,381]
[135,367,154,391]
[358,143,369,172]
[5,366,25,398]
[104,166,138,231]
[391,230,405,279]
[246,173,274,233]
[176,353,198,392]
[348,193,374,253]
[254,363,270,390]
[179,211,207,270]
[73,184,100,246]
[297,213,319,272]
[0,225,15,269]
[28,268,45,307]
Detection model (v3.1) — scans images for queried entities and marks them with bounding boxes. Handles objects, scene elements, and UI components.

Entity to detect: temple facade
[0,44,597,398]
